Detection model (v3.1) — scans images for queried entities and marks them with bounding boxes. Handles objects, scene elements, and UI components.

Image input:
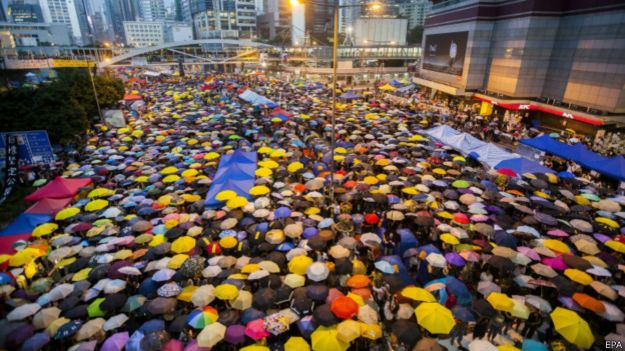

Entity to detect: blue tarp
[444,133,487,153]
[494,157,555,174]
[0,213,52,236]
[205,151,258,207]
[238,89,277,108]
[339,92,362,99]
[470,143,519,168]
[396,84,415,93]
[520,135,624,180]
[423,125,461,141]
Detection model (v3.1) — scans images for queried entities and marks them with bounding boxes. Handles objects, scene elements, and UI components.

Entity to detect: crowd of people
[0,70,624,351]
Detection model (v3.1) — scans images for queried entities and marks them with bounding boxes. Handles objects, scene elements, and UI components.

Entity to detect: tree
[94,75,124,108]
[407,25,424,45]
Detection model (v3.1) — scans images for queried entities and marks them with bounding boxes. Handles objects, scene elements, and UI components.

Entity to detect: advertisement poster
[423,31,469,76]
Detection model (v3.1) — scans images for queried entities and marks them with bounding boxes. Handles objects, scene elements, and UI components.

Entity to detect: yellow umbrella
[311,326,349,351]
[181,194,201,203]
[288,162,304,173]
[285,336,310,351]
[401,286,436,302]
[270,150,285,158]
[543,239,570,254]
[181,169,199,178]
[241,263,260,273]
[414,303,455,334]
[32,223,58,238]
[88,188,114,198]
[487,292,514,312]
[359,322,382,340]
[163,175,181,183]
[336,319,360,343]
[215,190,237,201]
[564,269,593,285]
[55,207,80,221]
[9,248,41,267]
[401,187,418,195]
[54,257,76,270]
[85,199,109,212]
[575,195,591,206]
[550,307,594,349]
[595,217,619,228]
[363,176,378,185]
[226,196,248,209]
[440,233,460,245]
[168,255,189,269]
[72,267,92,281]
[249,185,270,196]
[258,146,273,154]
[204,152,220,160]
[288,255,313,275]
[259,159,279,169]
[605,240,625,253]
[379,84,396,91]
[255,167,273,177]
[135,176,149,183]
[161,166,179,175]
[171,236,196,254]
[241,345,270,351]
[149,234,166,247]
[498,345,521,351]
[214,284,239,300]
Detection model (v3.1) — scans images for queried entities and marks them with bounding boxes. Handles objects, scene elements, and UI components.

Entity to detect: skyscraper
[304,0,336,44]
[138,0,165,21]
[400,0,431,29]
[190,0,256,39]
[108,0,138,44]
[39,0,92,45]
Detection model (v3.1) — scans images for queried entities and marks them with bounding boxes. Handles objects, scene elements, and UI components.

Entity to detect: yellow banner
[480,101,493,116]
[51,59,96,68]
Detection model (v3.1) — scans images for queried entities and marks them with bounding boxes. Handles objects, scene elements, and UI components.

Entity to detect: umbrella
[486,292,514,312]
[187,306,219,329]
[550,307,594,349]
[414,303,455,334]
[330,296,358,319]
[197,322,226,348]
[245,319,270,340]
[7,303,42,321]
[391,320,421,348]
[285,336,310,351]
[311,326,349,351]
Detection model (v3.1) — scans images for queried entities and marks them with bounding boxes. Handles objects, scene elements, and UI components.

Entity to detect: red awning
[24,176,92,202]
[123,94,143,101]
[25,197,74,215]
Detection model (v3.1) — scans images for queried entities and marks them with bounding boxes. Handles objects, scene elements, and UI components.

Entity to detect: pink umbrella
[542,256,568,271]
[517,246,540,261]
[547,229,569,237]
[459,250,480,262]
[245,319,270,340]
[183,340,210,351]
[162,339,184,351]
[325,288,344,304]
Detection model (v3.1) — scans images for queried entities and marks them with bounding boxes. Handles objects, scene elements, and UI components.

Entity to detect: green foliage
[407,25,424,45]
[0,69,124,145]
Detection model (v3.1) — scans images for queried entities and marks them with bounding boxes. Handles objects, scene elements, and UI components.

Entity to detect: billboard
[0,130,55,168]
[422,31,468,76]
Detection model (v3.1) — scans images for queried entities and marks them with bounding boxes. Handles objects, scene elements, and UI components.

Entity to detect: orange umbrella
[572,293,605,313]
[330,296,359,319]
[346,274,371,289]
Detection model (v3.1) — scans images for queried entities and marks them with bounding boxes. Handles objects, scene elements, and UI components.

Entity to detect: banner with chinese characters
[0,135,19,205]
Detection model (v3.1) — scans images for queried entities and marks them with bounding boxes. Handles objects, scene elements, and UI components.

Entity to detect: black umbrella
[391,320,421,348]
[561,255,592,270]
[265,251,286,267]
[101,293,128,312]
[88,264,110,283]
[551,276,576,297]
[64,305,88,319]
[306,284,329,301]
[313,304,339,326]
[471,299,496,318]
[334,258,353,275]
[59,295,81,312]
[383,275,406,293]
[165,227,185,239]
[168,314,188,334]
[253,288,277,310]
[487,256,516,272]
[307,236,326,251]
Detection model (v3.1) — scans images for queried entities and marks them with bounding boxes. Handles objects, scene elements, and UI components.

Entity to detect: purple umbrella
[547,229,569,237]
[224,324,247,345]
[101,332,129,351]
[542,256,567,271]
[108,261,132,280]
[15,329,43,351]
[517,246,540,261]
[162,339,184,351]
[558,296,583,312]
[296,315,315,338]
[593,233,612,243]
[444,252,466,267]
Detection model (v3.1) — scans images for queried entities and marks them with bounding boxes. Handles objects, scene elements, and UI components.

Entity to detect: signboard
[480,101,493,116]
[0,131,55,167]
[0,135,18,205]
[422,31,469,76]
[51,59,96,68]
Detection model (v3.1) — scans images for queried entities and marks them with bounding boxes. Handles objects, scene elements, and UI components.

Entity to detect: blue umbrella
[557,171,575,179]
[303,227,318,238]
[274,207,292,219]
[139,319,165,334]
[54,320,82,340]
[126,330,144,351]
[241,308,265,324]
[522,339,549,351]
[21,332,49,351]
[374,260,395,274]
[451,305,475,322]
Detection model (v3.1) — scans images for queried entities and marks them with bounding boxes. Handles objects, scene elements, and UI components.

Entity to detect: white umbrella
[197,322,226,348]
[306,262,329,282]
[152,268,176,282]
[118,266,142,276]
[104,313,129,331]
[7,303,42,321]
[192,285,215,307]
[477,281,501,296]
[104,279,127,294]
[248,269,270,280]
[426,253,447,268]
[600,302,625,322]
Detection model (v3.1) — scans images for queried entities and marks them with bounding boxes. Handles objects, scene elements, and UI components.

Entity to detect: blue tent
[590,155,625,181]
[396,84,415,93]
[0,213,52,236]
[444,133,487,154]
[494,157,555,175]
[205,151,257,207]
[339,92,362,99]
[470,143,518,168]
[238,89,277,108]
[423,125,461,141]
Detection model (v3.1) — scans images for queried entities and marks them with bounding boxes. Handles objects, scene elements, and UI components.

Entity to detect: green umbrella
[29,277,53,294]
[33,179,47,187]
[92,219,113,227]
[581,193,600,202]
[452,180,470,189]
[88,298,106,317]
[123,295,146,313]
[228,135,241,140]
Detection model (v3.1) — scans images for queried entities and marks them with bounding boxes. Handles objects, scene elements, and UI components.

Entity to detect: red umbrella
[497,168,517,177]
[330,296,358,319]
[364,214,379,225]
[453,213,470,225]
[245,319,270,340]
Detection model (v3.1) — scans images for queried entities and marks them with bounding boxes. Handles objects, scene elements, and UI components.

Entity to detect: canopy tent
[444,133,487,154]
[494,157,555,175]
[205,151,258,207]
[423,125,461,141]
[390,79,403,87]
[24,176,92,202]
[25,197,73,216]
[521,135,624,181]
[0,213,52,253]
[469,143,519,168]
[238,89,277,108]
[123,94,143,101]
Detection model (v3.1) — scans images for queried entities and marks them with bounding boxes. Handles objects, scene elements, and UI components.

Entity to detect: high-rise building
[338,0,359,35]
[6,0,44,23]
[138,0,165,21]
[123,20,163,47]
[400,0,431,29]
[108,0,138,44]
[39,0,92,45]
[191,0,256,39]
[304,0,335,44]
[256,0,290,41]
[178,0,191,22]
